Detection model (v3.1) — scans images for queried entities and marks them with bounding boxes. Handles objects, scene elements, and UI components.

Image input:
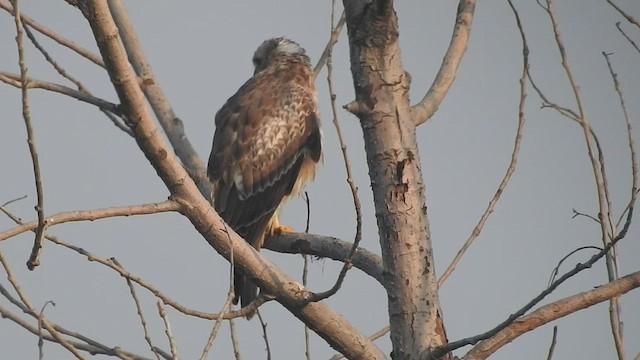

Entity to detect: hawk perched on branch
[208,38,322,308]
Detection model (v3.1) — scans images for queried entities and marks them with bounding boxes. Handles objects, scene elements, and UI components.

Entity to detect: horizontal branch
[0,71,121,114]
[264,233,384,286]
[462,271,640,360]
[0,200,180,241]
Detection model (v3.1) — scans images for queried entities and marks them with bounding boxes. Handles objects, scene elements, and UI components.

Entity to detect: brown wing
[208,73,321,250]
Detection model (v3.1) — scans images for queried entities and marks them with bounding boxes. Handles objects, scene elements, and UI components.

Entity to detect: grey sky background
[1,1,639,359]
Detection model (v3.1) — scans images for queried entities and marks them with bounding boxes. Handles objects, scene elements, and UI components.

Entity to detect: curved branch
[461,271,640,360]
[264,233,384,286]
[0,201,180,241]
[411,0,476,125]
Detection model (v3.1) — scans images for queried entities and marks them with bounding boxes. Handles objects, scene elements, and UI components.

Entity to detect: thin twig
[546,326,558,360]
[0,0,105,67]
[22,24,132,135]
[604,50,637,360]
[200,227,236,360]
[228,319,243,360]
[606,0,640,28]
[257,310,272,360]
[157,301,179,360]
[429,2,636,356]
[548,246,602,286]
[438,8,529,285]
[0,249,85,359]
[112,258,161,360]
[12,0,46,270]
[2,195,27,207]
[309,0,362,302]
[571,208,600,224]
[37,300,56,360]
[542,3,625,358]
[313,9,346,77]
[302,193,311,360]
[615,22,640,54]
[0,303,158,359]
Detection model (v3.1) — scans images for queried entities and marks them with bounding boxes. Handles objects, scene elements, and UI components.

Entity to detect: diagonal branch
[79,2,384,358]
[606,0,640,28]
[438,0,528,286]
[411,0,476,125]
[461,271,640,360]
[0,0,104,67]
[106,0,211,200]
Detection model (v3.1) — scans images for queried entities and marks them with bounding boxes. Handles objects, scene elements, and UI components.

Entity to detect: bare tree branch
[461,271,640,360]
[0,71,121,114]
[546,326,558,360]
[438,0,528,286]
[309,0,363,303]
[606,0,640,28]
[22,24,132,135]
[616,22,640,54]
[11,0,47,270]
[411,0,476,125]
[0,200,181,241]
[314,9,346,77]
[106,0,211,200]
[112,258,161,360]
[264,233,384,286]
[0,0,105,67]
[156,301,179,360]
[603,49,637,360]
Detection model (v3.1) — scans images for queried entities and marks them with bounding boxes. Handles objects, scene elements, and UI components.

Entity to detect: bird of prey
[208,37,322,309]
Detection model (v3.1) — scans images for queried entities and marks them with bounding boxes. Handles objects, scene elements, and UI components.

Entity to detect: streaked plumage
[208,38,322,308]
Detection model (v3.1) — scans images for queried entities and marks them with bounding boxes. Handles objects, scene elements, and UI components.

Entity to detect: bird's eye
[253,57,262,67]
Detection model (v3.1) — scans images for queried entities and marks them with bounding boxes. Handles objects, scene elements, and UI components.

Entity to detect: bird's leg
[269,215,294,235]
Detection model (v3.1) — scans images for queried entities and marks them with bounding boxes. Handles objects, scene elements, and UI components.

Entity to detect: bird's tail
[234,269,258,311]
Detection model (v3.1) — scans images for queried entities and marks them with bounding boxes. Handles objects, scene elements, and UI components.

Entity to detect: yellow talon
[275,225,295,234]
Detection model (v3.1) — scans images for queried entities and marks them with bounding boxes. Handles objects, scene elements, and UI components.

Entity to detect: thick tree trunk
[343,1,450,359]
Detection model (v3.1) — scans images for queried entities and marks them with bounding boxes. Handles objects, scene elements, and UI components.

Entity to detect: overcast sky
[1,1,639,359]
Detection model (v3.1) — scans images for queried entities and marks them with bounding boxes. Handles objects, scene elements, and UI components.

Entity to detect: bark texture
[342,1,450,359]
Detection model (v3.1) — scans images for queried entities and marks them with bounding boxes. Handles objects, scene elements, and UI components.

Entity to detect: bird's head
[252,37,311,75]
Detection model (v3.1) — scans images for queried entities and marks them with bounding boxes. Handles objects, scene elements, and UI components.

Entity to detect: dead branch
[0,71,121,114]
[461,271,640,360]
[0,200,181,241]
[106,0,211,200]
[0,0,105,67]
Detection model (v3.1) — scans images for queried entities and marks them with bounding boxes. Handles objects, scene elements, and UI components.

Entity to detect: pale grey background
[1,1,639,359]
